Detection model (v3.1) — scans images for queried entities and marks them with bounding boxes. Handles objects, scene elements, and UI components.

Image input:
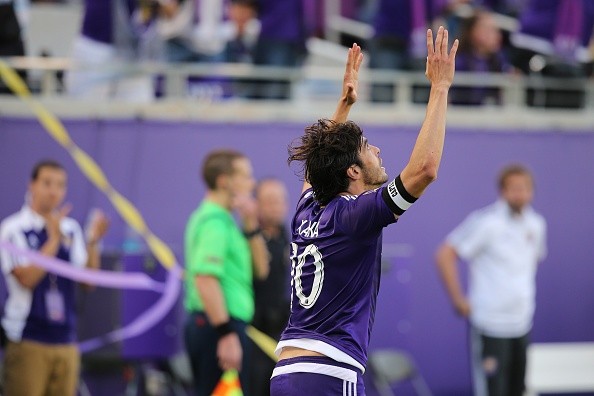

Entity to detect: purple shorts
[270,355,365,396]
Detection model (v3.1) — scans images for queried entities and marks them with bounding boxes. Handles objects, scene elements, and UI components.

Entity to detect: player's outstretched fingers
[436,26,444,57]
[449,38,460,61]
[345,47,353,72]
[442,29,449,58]
[426,28,434,56]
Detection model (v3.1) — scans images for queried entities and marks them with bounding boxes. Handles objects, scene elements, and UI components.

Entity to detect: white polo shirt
[447,200,547,338]
[0,205,87,343]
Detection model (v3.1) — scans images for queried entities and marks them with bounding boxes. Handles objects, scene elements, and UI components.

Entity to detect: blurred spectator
[65,0,161,102]
[157,0,259,99]
[249,0,307,100]
[0,0,28,94]
[158,0,226,63]
[509,0,594,108]
[249,178,290,396]
[222,0,260,98]
[436,0,527,60]
[450,9,512,105]
[368,0,434,103]
[0,160,109,396]
[222,0,259,64]
[436,164,547,396]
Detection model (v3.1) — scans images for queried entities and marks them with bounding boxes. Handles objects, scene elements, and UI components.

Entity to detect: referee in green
[184,149,270,396]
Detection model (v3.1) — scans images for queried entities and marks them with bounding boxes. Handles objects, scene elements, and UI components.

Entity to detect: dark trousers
[0,2,27,94]
[184,312,251,396]
[471,327,529,396]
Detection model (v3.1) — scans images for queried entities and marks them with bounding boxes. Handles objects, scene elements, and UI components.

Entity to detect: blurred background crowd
[1,0,594,107]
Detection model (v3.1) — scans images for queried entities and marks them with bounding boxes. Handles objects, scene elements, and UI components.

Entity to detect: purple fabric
[81,0,113,44]
[553,0,583,60]
[271,356,365,395]
[373,0,434,46]
[280,188,396,368]
[258,0,305,42]
[19,228,78,344]
[373,0,413,39]
[519,0,594,47]
[302,0,324,37]
[410,0,428,57]
[81,0,137,44]
[411,0,427,32]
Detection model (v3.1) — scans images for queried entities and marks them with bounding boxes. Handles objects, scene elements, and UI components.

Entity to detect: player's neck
[205,190,232,211]
[342,181,367,197]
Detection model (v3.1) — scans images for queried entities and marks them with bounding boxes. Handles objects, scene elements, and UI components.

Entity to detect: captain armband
[381,175,418,215]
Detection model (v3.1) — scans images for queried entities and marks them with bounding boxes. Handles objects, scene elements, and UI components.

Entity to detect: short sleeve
[186,218,228,278]
[0,221,27,275]
[66,219,88,268]
[295,189,314,212]
[338,188,397,237]
[447,212,490,261]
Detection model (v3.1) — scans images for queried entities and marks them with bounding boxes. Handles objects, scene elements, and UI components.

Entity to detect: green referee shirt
[184,200,254,323]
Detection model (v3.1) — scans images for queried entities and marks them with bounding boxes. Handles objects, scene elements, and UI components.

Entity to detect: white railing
[1,56,593,128]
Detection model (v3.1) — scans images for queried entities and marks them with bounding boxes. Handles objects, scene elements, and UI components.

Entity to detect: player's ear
[346,165,361,181]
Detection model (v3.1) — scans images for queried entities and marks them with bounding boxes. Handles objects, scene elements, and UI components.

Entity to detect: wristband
[215,321,235,338]
[243,228,262,239]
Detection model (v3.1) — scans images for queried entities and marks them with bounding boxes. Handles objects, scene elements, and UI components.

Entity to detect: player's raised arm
[399,26,458,198]
[332,43,363,123]
[299,44,364,193]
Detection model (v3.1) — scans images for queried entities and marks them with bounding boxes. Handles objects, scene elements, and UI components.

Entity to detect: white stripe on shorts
[271,362,357,383]
[342,380,357,396]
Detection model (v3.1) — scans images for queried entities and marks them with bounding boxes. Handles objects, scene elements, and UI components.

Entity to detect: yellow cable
[1,60,281,360]
[0,59,177,270]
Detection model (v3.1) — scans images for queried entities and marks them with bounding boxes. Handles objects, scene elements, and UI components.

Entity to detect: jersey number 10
[290,243,325,310]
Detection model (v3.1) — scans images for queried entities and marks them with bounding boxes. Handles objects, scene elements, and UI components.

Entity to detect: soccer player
[270,27,458,395]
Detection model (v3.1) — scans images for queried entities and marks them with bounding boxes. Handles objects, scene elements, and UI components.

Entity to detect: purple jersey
[277,187,397,371]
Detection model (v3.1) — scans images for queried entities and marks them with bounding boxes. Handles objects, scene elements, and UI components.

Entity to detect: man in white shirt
[0,159,108,396]
[436,164,547,396]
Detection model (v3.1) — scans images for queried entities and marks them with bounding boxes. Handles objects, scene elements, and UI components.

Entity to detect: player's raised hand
[342,43,363,105]
[425,26,458,89]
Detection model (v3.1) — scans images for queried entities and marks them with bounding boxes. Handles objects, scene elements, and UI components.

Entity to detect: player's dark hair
[31,159,65,181]
[497,164,533,191]
[202,149,245,190]
[288,119,363,205]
